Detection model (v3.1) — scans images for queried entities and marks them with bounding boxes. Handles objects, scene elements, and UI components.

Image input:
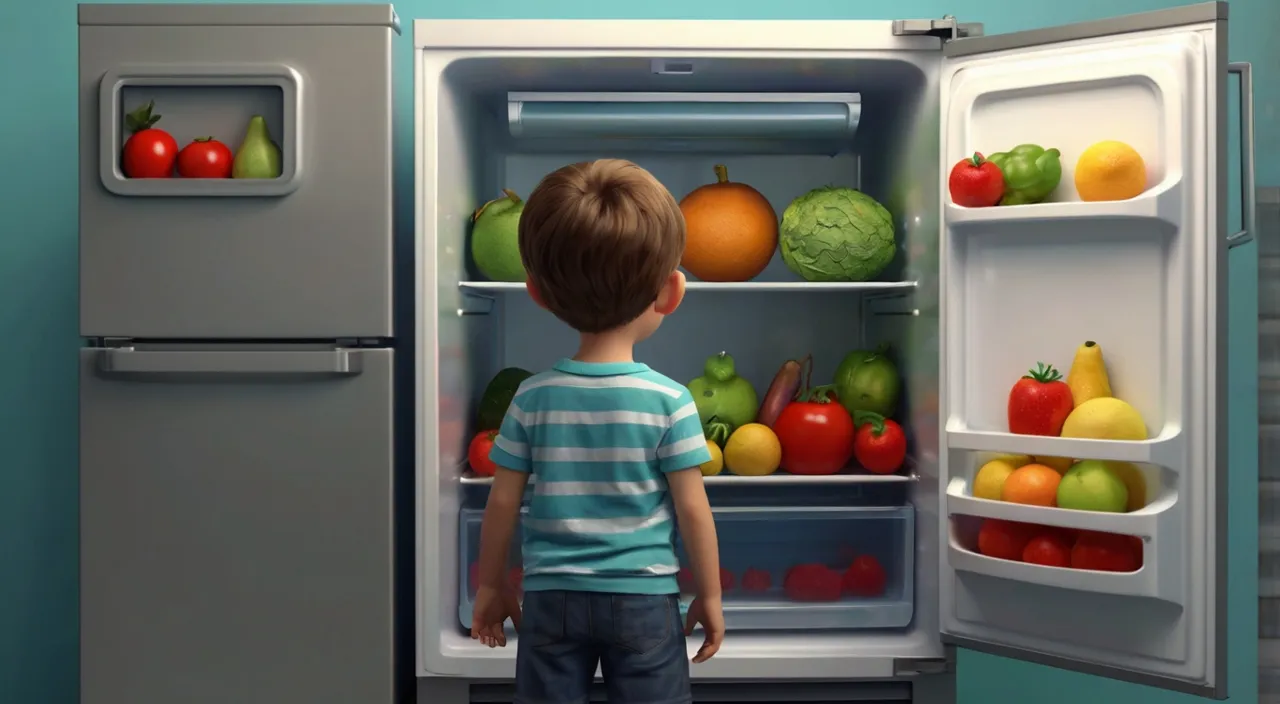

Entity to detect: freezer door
[78,5,397,338]
[936,2,1236,697]
[80,346,395,704]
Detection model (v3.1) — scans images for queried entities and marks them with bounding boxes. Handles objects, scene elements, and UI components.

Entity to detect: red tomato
[467,431,499,477]
[719,568,735,592]
[842,555,887,597]
[773,391,856,475]
[852,412,907,474]
[741,568,772,593]
[121,101,177,178]
[677,568,695,593]
[948,152,1005,207]
[1022,532,1072,567]
[177,137,234,178]
[976,519,1035,561]
[783,564,843,602]
[1007,362,1074,436]
[1071,531,1142,572]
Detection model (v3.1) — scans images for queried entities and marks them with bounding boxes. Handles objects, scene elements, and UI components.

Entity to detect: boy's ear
[654,270,686,316]
[525,278,549,310]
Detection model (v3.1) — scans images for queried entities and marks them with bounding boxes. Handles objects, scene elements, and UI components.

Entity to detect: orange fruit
[680,164,778,282]
[1074,140,1147,202]
[1001,463,1062,507]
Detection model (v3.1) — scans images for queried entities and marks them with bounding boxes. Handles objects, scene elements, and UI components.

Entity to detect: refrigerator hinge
[892,16,984,41]
[893,655,953,676]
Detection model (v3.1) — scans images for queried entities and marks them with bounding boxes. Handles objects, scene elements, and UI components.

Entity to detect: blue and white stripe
[488,359,712,595]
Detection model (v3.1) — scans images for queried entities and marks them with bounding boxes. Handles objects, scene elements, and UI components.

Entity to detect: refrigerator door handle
[1227,62,1255,249]
[95,348,364,378]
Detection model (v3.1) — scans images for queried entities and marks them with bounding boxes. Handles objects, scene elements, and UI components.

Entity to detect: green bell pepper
[986,144,1062,205]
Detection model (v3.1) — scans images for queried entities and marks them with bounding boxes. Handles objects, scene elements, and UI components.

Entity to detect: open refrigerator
[415,2,1252,700]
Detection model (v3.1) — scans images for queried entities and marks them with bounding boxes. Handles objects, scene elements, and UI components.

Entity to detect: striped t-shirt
[488,358,712,595]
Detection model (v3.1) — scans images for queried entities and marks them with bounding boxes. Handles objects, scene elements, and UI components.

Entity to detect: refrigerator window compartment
[507,92,860,151]
[98,63,303,196]
[1265,319,1280,380]
[943,217,1178,440]
[1265,424,1280,480]
[1262,256,1280,318]
[948,514,1159,600]
[943,38,1188,217]
[456,505,915,632]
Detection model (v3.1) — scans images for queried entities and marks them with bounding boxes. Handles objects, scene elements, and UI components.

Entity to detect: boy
[471,159,724,704]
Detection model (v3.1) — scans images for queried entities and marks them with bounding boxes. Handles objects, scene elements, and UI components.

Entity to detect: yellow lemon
[700,440,724,477]
[1061,397,1148,440]
[1036,456,1075,474]
[1104,461,1149,512]
[723,423,782,477]
[973,455,1032,500]
[1074,140,1147,202]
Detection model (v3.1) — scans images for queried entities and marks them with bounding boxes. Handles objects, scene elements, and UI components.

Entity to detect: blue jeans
[516,590,691,704]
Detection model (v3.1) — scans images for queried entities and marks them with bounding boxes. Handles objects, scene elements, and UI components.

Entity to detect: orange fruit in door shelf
[1000,463,1062,507]
[1074,141,1148,202]
[679,164,779,282]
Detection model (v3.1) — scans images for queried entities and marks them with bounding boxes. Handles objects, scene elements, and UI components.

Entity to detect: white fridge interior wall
[418,49,946,678]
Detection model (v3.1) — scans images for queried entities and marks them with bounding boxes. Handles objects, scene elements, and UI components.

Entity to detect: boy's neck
[573,331,636,364]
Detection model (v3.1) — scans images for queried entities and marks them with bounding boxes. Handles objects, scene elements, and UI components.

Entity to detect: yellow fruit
[1066,340,1113,408]
[1105,461,1149,511]
[1075,140,1147,202]
[973,454,1032,500]
[1036,455,1075,474]
[1061,397,1148,440]
[723,423,782,477]
[700,440,724,477]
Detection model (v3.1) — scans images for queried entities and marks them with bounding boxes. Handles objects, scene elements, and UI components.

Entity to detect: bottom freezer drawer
[458,504,915,632]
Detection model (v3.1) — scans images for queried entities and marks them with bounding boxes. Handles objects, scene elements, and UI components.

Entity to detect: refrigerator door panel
[80,346,395,704]
[937,3,1229,696]
[78,5,397,339]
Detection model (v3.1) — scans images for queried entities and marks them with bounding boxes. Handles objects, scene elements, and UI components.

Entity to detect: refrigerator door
[80,346,395,704]
[937,2,1232,697]
[77,4,398,339]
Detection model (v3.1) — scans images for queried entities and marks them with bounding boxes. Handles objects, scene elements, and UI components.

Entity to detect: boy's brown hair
[518,159,686,333]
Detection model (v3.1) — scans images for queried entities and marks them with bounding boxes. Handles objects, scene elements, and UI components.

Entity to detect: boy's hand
[683,596,725,663]
[471,584,522,647]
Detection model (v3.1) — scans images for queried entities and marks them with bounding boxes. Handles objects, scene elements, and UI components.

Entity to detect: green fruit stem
[967,152,986,167]
[803,384,836,404]
[194,136,214,143]
[713,164,729,183]
[1023,362,1063,384]
[124,100,162,133]
[704,351,737,383]
[853,410,887,435]
[705,418,732,446]
[472,189,523,223]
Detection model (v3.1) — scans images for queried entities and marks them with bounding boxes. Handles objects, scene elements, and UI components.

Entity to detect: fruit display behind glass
[119,100,282,181]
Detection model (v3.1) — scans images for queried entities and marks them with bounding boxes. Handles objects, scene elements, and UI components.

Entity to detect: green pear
[232,115,282,179]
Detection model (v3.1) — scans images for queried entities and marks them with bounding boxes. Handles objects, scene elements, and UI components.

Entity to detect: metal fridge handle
[96,348,364,377]
[1227,62,1256,249]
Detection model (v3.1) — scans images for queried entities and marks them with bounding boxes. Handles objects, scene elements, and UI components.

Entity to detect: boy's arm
[477,467,529,589]
[659,390,718,599]
[667,468,721,602]
[478,407,532,589]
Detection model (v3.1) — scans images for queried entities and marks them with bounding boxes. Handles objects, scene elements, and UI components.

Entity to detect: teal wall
[0,0,1268,702]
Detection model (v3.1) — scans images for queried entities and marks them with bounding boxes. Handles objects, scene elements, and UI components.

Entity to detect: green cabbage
[779,187,897,282]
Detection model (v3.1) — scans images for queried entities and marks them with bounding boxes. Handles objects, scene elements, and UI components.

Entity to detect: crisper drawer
[458,505,915,632]
[78,4,397,338]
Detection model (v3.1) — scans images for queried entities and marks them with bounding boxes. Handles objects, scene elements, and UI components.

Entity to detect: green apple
[1056,460,1128,512]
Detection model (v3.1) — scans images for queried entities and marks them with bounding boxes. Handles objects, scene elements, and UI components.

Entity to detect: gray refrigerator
[77,5,401,703]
